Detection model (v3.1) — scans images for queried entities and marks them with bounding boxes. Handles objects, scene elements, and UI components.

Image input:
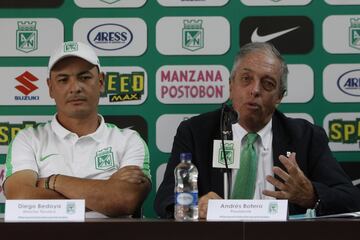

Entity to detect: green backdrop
[0,0,359,218]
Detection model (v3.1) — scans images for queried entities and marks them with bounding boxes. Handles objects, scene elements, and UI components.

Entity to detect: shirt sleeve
[119,130,151,180]
[4,129,39,179]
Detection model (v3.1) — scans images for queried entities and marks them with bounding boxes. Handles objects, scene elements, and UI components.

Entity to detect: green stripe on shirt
[5,138,14,177]
[138,132,151,180]
[107,124,151,180]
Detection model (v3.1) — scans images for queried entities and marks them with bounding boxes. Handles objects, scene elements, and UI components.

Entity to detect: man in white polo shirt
[3,41,151,217]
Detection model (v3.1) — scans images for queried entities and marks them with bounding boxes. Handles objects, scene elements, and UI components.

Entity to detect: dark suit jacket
[154,108,360,218]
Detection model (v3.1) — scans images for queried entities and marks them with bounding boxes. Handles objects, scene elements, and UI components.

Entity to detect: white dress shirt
[231,119,275,199]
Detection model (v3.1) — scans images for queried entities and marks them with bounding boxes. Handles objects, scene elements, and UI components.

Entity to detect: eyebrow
[77,70,93,76]
[240,68,277,81]
[241,67,253,73]
[54,70,93,78]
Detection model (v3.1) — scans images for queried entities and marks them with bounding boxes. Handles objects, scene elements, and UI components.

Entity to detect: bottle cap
[180,152,192,161]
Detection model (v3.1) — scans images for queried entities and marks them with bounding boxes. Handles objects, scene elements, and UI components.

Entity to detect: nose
[69,78,82,94]
[250,79,260,96]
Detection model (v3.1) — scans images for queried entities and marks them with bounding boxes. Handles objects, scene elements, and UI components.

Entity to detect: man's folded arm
[4,166,151,217]
[4,170,65,199]
[53,165,151,217]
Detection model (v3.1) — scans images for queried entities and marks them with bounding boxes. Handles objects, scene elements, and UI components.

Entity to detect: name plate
[207,199,288,221]
[5,199,85,222]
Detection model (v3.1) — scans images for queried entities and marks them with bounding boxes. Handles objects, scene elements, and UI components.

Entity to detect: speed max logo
[101,71,145,102]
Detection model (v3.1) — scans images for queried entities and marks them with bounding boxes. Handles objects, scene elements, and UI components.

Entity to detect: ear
[47,78,54,99]
[229,78,234,101]
[275,93,283,106]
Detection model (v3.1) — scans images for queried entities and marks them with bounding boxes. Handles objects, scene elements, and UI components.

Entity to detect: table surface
[0,218,359,240]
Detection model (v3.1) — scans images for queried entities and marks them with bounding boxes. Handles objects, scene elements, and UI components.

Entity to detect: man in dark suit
[154,42,360,219]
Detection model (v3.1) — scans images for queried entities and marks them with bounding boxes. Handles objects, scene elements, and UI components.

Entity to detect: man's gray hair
[230,42,288,96]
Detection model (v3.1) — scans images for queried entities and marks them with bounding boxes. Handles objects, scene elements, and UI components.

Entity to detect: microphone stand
[220,104,233,199]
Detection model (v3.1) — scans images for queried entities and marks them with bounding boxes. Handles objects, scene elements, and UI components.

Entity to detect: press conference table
[0,218,359,240]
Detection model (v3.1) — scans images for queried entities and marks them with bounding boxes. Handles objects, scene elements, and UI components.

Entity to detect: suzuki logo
[15,71,39,95]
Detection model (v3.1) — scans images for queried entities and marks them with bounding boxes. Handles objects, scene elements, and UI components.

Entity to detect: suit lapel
[272,111,292,170]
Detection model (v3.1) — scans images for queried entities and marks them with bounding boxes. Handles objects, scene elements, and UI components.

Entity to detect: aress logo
[87,24,133,51]
[240,16,313,54]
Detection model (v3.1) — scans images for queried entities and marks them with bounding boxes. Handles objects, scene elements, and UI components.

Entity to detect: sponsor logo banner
[101,67,147,105]
[156,17,230,55]
[73,18,147,56]
[0,0,63,8]
[282,64,314,103]
[0,116,53,154]
[323,64,360,102]
[157,0,229,6]
[156,114,198,153]
[325,0,360,5]
[156,65,229,104]
[323,15,360,53]
[0,66,147,106]
[241,0,312,6]
[74,0,146,8]
[0,67,53,105]
[240,16,313,54]
[324,113,360,151]
[0,19,63,56]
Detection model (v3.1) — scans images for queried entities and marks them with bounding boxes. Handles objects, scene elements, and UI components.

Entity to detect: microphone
[220,103,239,199]
[221,104,239,140]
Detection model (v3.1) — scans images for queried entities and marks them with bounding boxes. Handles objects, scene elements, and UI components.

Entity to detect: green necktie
[232,133,259,199]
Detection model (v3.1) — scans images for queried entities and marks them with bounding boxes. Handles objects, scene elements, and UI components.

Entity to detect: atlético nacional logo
[182,19,204,51]
[66,202,76,215]
[95,147,115,170]
[218,143,234,166]
[349,18,360,50]
[64,41,79,53]
[16,21,38,53]
[100,0,121,3]
[268,202,279,215]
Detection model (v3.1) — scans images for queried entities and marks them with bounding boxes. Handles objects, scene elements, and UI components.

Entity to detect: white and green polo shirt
[5,115,150,181]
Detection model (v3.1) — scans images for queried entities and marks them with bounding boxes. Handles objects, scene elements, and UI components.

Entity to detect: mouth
[67,98,86,104]
[246,102,260,110]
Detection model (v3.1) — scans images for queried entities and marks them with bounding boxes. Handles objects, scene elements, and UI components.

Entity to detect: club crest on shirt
[95,147,115,170]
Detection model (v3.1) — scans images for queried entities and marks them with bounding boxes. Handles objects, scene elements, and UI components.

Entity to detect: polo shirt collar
[51,114,105,142]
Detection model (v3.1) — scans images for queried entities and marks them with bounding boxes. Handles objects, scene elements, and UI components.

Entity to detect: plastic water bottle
[174,152,199,220]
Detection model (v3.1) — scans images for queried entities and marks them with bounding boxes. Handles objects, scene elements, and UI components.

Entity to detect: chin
[68,110,91,118]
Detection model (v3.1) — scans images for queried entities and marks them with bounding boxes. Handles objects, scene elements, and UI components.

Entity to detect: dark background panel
[0,0,63,8]
[240,16,314,54]
[103,115,148,143]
